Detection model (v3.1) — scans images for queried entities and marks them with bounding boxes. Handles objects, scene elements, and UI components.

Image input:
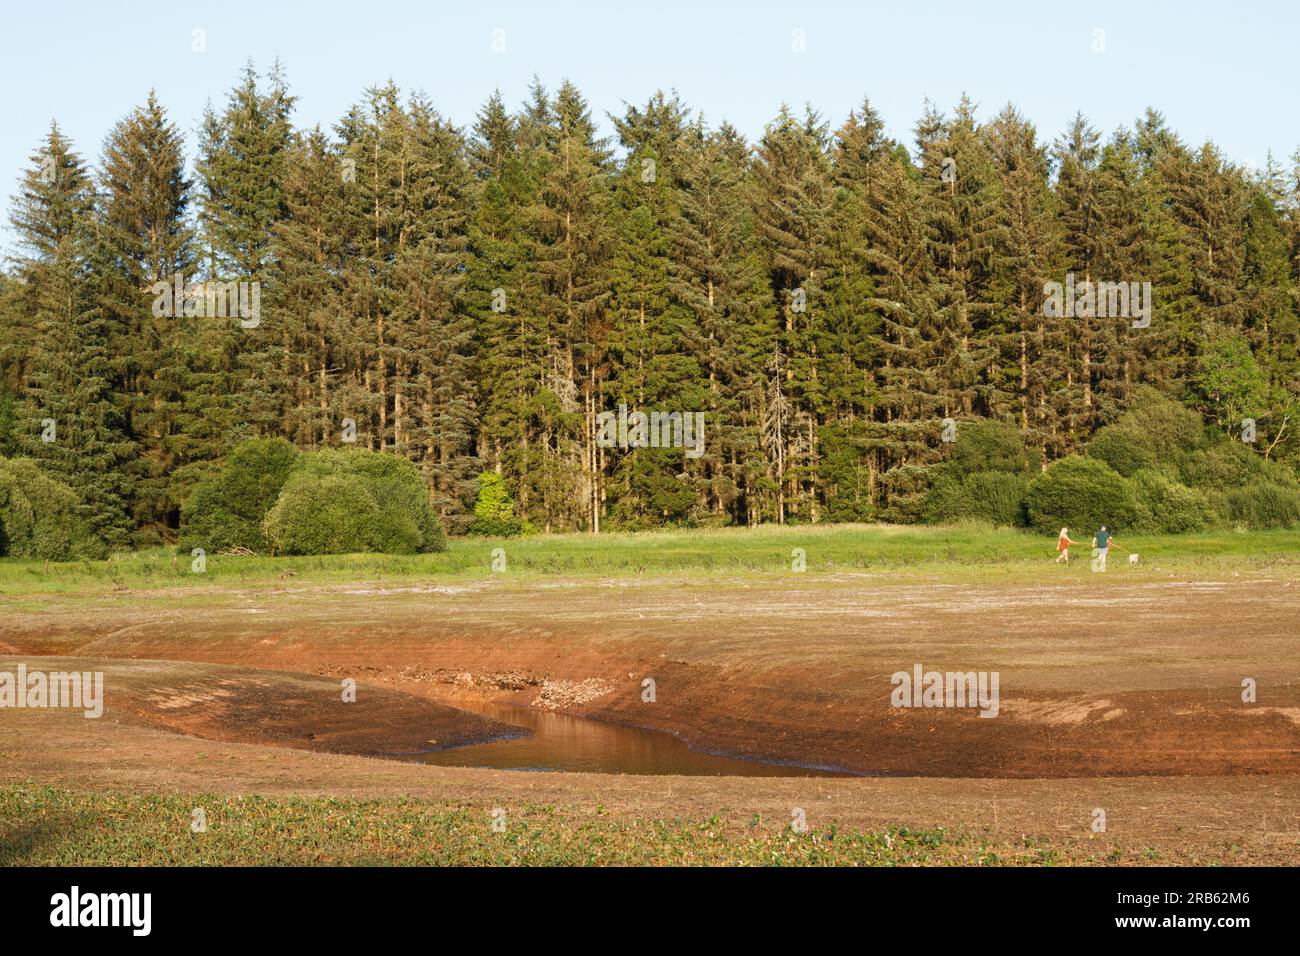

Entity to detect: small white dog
[1128,553,1139,565]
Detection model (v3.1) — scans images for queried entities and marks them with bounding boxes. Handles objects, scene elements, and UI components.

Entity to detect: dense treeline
[2,63,1299,548]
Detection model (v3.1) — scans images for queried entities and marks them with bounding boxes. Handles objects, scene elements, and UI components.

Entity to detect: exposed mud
[4,701,1298,864]
[2,575,1298,777]
[0,656,516,756]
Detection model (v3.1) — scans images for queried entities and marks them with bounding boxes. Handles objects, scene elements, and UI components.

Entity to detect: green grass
[0,785,1111,866]
[3,523,1300,597]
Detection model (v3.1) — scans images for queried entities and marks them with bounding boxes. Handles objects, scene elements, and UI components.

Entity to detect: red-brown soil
[2,575,1298,777]
[3,573,1299,864]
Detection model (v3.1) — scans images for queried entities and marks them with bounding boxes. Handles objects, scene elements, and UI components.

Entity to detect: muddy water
[401,699,852,777]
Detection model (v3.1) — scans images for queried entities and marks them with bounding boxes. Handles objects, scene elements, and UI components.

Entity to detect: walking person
[1055,527,1079,564]
[1091,525,1115,572]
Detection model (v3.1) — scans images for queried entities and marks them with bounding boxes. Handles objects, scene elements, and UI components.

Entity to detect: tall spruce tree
[523,80,613,532]
[750,105,835,522]
[187,63,296,493]
[391,95,478,524]
[11,126,133,545]
[672,120,777,524]
[94,93,194,537]
[466,91,547,517]
[986,105,1063,461]
[605,92,704,529]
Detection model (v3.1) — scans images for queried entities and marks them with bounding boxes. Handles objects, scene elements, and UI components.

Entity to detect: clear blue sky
[3,0,1296,253]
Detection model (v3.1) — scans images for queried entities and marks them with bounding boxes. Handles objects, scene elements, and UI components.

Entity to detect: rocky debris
[483,671,541,691]
[532,677,614,710]
[360,664,611,712]
[318,664,548,694]
[426,668,541,691]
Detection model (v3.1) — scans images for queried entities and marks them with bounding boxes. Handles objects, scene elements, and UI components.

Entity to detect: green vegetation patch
[3,524,1300,598]
[0,786,1127,867]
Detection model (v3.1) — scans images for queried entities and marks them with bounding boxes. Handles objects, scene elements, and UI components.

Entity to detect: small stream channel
[398,699,853,777]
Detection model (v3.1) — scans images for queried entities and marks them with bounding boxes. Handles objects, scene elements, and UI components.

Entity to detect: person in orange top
[1055,527,1078,564]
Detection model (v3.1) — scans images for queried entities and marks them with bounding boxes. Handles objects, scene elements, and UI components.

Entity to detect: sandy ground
[2,573,1299,863]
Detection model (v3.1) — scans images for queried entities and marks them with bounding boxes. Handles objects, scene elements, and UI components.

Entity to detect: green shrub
[926,421,1032,526]
[1119,387,1206,458]
[963,471,1029,527]
[263,473,399,555]
[1220,482,1300,530]
[923,477,971,524]
[0,457,106,560]
[180,438,299,552]
[1088,390,1208,478]
[1179,440,1298,491]
[182,441,445,556]
[468,471,525,536]
[1088,424,1159,477]
[288,448,445,553]
[1131,469,1213,533]
[947,419,1033,478]
[1024,455,1137,533]
[925,471,1027,527]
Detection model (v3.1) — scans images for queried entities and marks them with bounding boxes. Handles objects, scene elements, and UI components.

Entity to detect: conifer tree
[817,98,890,519]
[391,95,478,523]
[750,106,834,522]
[11,127,133,544]
[605,92,704,528]
[466,91,547,514]
[920,95,1004,424]
[267,127,352,445]
[524,80,613,532]
[860,138,936,517]
[672,121,777,524]
[94,92,194,536]
[986,105,1063,461]
[186,63,296,489]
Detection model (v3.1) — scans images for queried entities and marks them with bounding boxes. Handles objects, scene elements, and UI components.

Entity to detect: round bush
[1120,388,1205,458]
[262,473,409,555]
[1179,441,1298,491]
[1088,424,1159,477]
[1025,455,1137,533]
[289,448,445,553]
[1131,469,1213,533]
[0,458,106,560]
[947,419,1032,478]
[181,437,299,552]
[468,471,525,536]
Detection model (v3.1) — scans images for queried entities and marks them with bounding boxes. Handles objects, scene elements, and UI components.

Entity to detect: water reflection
[400,699,853,777]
